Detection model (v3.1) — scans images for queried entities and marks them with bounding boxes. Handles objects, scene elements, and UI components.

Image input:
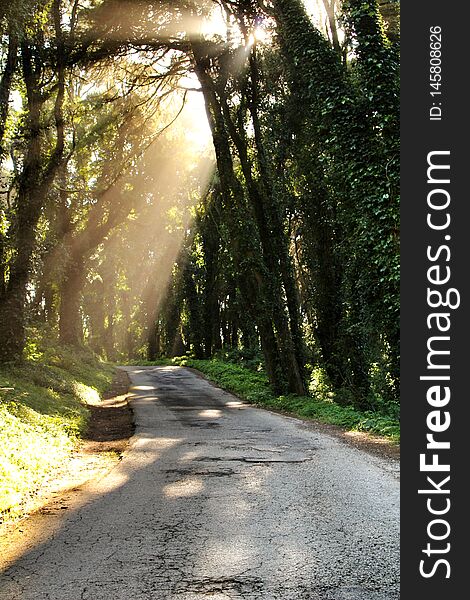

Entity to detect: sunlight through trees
[0,0,400,415]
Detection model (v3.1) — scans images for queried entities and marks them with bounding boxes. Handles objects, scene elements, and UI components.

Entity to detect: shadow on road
[0,366,399,600]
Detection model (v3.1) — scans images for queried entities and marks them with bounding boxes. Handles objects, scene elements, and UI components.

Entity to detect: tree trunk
[0,33,65,362]
[147,320,158,361]
[192,45,287,393]
[87,280,106,353]
[0,31,16,298]
[59,256,85,346]
[0,45,43,361]
[200,209,220,358]
[0,30,17,162]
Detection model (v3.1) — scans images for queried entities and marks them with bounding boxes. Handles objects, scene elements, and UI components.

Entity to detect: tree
[0,0,67,361]
[0,0,400,415]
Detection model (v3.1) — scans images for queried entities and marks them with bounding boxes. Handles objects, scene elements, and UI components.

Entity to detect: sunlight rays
[78,82,215,353]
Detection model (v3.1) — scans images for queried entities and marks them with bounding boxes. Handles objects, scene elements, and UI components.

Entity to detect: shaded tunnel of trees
[0,0,400,415]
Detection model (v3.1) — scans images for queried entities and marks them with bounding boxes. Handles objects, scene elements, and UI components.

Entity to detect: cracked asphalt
[0,366,400,599]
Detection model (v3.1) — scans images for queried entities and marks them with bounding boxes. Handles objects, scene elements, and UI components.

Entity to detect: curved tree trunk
[0,19,65,362]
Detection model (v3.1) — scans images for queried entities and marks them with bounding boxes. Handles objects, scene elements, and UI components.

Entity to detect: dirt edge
[0,368,134,536]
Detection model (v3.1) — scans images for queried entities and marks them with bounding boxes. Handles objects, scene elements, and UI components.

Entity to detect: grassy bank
[0,345,114,518]
[140,357,399,444]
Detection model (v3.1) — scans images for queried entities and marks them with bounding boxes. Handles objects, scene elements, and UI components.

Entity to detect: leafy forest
[0,0,400,463]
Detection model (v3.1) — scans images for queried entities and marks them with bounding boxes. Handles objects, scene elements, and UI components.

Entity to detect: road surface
[0,366,399,599]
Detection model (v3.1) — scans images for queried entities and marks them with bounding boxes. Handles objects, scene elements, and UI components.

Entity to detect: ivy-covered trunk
[192,45,288,394]
[343,0,399,129]
[272,0,399,402]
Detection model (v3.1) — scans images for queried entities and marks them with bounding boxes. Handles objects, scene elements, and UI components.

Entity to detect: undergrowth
[0,335,114,519]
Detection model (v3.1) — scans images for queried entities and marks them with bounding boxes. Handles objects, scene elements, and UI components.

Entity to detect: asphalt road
[0,366,400,599]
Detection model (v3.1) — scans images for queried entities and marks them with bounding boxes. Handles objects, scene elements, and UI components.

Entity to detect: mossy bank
[0,345,114,519]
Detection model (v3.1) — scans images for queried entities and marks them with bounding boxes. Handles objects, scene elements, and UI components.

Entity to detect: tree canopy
[0,0,400,416]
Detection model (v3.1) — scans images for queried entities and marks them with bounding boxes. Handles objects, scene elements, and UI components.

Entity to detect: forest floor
[0,366,399,600]
[83,368,134,454]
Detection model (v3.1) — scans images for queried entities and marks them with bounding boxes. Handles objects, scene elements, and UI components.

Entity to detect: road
[0,366,399,599]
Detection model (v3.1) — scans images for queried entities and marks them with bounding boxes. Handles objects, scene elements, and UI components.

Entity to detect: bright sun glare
[252,26,268,43]
[200,6,269,48]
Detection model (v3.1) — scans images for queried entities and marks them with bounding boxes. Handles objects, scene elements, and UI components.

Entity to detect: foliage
[1,0,400,438]
[213,347,265,373]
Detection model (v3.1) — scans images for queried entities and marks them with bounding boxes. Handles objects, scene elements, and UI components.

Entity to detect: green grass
[0,344,114,518]
[152,357,399,443]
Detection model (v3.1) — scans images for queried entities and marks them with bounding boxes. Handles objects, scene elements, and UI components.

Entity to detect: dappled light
[1,2,399,595]
[0,366,399,598]
[225,400,244,408]
[131,385,156,391]
[198,409,222,418]
[163,477,205,498]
